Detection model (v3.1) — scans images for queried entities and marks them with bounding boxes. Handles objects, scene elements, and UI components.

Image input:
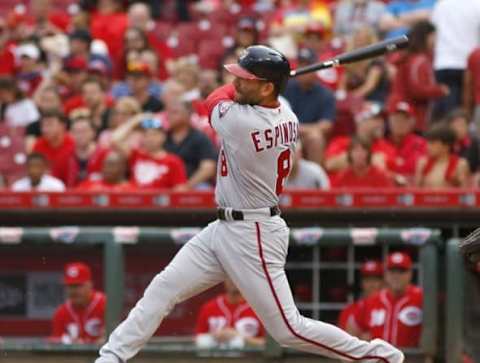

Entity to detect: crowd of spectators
[0,0,480,192]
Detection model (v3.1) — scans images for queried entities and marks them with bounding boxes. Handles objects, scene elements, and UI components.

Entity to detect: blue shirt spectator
[284,79,336,125]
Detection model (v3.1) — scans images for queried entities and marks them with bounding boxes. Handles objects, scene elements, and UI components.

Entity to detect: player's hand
[213,328,238,343]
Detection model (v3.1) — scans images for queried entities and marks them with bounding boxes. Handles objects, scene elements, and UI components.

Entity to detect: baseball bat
[290,35,409,77]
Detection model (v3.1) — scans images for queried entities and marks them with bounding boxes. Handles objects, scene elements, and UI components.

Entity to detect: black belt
[217,206,281,221]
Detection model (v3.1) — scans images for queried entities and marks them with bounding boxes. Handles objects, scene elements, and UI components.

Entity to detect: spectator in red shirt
[51,262,106,344]
[61,57,89,115]
[415,124,470,188]
[32,109,75,184]
[465,48,480,135]
[338,260,384,336]
[195,278,265,349]
[76,151,135,192]
[0,18,15,76]
[325,102,396,176]
[386,101,427,186]
[333,136,394,188]
[354,252,423,348]
[387,21,449,131]
[112,113,187,189]
[68,29,92,62]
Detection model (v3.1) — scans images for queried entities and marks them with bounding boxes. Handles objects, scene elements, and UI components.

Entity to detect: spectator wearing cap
[353,252,423,348]
[338,260,384,336]
[125,61,164,113]
[302,23,345,91]
[285,141,330,190]
[32,109,75,184]
[332,136,394,188]
[334,0,385,37]
[61,56,89,115]
[111,113,187,189]
[51,262,106,344]
[225,17,260,59]
[11,152,65,192]
[127,2,173,80]
[76,151,136,191]
[325,102,396,176]
[164,99,217,190]
[386,101,427,186]
[432,0,480,121]
[379,0,434,40]
[415,124,470,188]
[447,110,480,184]
[69,29,92,61]
[387,21,448,132]
[0,77,40,128]
[284,47,336,166]
[15,42,43,97]
[337,26,389,105]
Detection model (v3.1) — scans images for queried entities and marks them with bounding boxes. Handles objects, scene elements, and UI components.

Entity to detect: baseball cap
[387,252,412,270]
[237,17,257,31]
[16,43,40,60]
[64,262,92,285]
[361,260,384,277]
[64,56,88,72]
[390,101,414,117]
[305,23,326,37]
[355,102,384,123]
[127,61,152,77]
[297,47,318,65]
[88,58,110,76]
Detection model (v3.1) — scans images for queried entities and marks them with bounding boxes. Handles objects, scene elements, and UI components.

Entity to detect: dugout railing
[0,227,440,363]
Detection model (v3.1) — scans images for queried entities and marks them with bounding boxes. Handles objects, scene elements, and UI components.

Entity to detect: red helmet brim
[224,63,266,81]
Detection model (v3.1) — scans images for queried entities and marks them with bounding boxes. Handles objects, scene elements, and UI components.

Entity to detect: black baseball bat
[290,35,409,77]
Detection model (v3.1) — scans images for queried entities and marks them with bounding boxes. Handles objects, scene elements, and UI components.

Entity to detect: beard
[234,92,261,105]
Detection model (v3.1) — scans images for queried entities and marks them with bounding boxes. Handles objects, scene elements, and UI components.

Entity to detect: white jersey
[211,100,299,209]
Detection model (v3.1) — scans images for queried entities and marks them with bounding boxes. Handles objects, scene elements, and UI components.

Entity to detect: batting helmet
[224,45,290,92]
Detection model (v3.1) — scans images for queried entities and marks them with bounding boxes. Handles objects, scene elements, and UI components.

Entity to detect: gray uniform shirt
[211,100,299,209]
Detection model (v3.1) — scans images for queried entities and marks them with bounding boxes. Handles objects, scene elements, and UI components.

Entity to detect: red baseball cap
[360,260,384,277]
[387,252,412,270]
[64,262,92,285]
[390,101,414,117]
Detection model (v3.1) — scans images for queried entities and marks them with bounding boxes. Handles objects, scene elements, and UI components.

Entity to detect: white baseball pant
[96,215,404,363]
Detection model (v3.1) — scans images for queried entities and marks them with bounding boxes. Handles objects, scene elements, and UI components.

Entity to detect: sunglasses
[141,118,163,129]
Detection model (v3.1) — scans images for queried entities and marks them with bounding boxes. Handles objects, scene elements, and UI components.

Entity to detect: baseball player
[195,278,265,349]
[338,260,384,336]
[95,46,404,363]
[353,252,423,348]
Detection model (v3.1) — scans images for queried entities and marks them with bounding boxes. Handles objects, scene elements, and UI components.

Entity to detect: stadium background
[0,0,479,362]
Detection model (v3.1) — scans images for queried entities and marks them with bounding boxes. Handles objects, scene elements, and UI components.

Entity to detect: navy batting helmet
[224,45,290,92]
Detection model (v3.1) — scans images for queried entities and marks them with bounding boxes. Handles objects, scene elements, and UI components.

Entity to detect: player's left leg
[96,222,226,363]
[214,217,404,363]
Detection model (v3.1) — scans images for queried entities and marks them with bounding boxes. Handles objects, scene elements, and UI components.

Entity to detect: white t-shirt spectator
[432,0,480,70]
[11,175,66,192]
[285,160,330,190]
[334,0,385,36]
[5,99,40,128]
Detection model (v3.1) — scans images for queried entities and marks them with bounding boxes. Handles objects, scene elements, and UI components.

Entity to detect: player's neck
[259,97,280,108]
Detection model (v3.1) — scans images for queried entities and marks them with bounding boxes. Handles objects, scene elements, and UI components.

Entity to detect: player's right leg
[95,222,226,363]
